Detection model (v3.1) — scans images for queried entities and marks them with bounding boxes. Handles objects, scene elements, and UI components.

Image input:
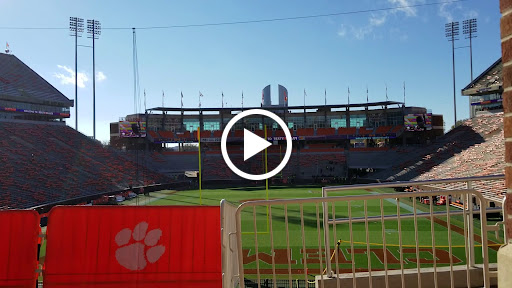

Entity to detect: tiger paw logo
[115,222,166,271]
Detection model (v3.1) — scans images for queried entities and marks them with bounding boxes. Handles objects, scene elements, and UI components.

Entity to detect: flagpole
[181,91,183,109]
[403,81,406,106]
[324,89,327,106]
[162,90,164,107]
[222,92,224,109]
[242,91,244,110]
[348,87,350,105]
[366,85,369,104]
[303,89,306,128]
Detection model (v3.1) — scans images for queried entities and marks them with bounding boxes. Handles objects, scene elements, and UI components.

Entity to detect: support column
[499,0,512,286]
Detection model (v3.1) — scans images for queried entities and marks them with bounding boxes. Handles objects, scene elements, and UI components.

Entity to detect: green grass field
[119,186,504,278]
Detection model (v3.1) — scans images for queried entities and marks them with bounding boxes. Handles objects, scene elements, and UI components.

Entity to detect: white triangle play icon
[244,129,272,161]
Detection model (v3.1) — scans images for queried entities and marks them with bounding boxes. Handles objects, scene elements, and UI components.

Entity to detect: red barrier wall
[44,206,221,288]
[0,210,40,288]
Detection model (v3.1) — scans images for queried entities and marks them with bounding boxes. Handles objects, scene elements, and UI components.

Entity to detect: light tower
[445,21,460,126]
[87,19,101,139]
[463,18,477,81]
[69,17,84,130]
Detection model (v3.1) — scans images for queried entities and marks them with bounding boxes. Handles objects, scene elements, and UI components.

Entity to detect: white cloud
[388,0,425,17]
[337,24,347,37]
[438,3,477,23]
[339,0,424,40]
[370,13,387,27]
[438,3,454,23]
[351,25,374,40]
[54,65,89,88]
[96,71,107,82]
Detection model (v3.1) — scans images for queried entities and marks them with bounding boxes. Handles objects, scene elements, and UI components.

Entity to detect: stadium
[2,5,512,285]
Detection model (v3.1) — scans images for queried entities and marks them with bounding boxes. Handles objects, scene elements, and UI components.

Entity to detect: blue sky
[0,0,501,142]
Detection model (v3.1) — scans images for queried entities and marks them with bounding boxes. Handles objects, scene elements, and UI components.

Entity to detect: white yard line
[369,191,415,213]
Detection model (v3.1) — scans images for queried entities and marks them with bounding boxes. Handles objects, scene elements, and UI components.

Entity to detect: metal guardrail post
[476,192,491,288]
[322,187,333,278]
[467,181,476,267]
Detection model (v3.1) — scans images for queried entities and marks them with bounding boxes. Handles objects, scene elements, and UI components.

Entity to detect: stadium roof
[0,53,73,106]
[147,101,403,113]
[461,58,502,96]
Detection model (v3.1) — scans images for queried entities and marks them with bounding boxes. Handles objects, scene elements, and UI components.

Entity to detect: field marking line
[368,191,415,213]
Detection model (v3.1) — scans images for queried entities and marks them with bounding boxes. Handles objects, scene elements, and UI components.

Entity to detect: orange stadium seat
[338,127,356,135]
[200,130,212,138]
[316,128,335,136]
[234,130,244,138]
[159,131,174,139]
[148,131,160,139]
[275,129,292,137]
[375,126,392,134]
[177,131,191,139]
[296,128,314,136]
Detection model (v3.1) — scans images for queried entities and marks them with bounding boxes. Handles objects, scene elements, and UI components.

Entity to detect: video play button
[221,109,292,181]
[243,129,271,161]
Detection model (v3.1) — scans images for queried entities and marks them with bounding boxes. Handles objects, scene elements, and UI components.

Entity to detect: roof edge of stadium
[0,53,74,107]
[461,57,502,95]
[147,101,404,112]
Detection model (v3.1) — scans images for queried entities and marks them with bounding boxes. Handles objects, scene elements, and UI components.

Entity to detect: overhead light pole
[463,18,478,81]
[445,21,460,126]
[87,19,101,139]
[69,17,83,130]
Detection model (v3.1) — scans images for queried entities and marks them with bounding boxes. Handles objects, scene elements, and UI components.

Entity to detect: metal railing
[221,200,240,288]
[224,175,505,288]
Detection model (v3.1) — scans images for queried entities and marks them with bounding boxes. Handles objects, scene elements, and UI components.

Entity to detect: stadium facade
[110,85,443,182]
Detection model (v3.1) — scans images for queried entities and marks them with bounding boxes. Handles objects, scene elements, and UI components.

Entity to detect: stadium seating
[358,127,375,136]
[0,122,170,209]
[274,129,293,137]
[338,127,357,135]
[296,128,314,137]
[234,130,244,138]
[391,125,404,134]
[158,131,174,139]
[177,131,191,139]
[148,131,161,139]
[316,128,335,136]
[371,113,505,199]
[375,126,393,134]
